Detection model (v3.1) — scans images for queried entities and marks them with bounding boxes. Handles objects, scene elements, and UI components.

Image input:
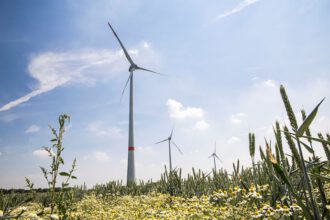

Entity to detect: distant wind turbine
[156,128,183,171]
[107,22,162,185]
[209,141,222,171]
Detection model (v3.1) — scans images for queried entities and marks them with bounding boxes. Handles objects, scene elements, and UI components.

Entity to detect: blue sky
[1,0,330,188]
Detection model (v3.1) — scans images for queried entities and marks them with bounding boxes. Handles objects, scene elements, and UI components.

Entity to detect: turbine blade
[155,138,168,144]
[171,141,183,154]
[208,154,213,159]
[136,66,164,76]
[120,72,132,102]
[107,22,134,66]
[214,141,216,154]
[215,154,222,163]
[170,126,174,139]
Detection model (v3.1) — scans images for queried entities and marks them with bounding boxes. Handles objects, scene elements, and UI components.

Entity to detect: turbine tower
[108,22,161,184]
[156,128,183,171]
[209,141,222,171]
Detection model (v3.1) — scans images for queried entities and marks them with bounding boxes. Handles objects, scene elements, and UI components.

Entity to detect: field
[1,85,330,219]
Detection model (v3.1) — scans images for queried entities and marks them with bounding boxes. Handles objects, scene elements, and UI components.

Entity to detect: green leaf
[309,173,330,182]
[290,136,314,154]
[59,172,70,177]
[272,162,291,186]
[283,128,330,145]
[59,157,65,165]
[50,138,57,142]
[49,125,58,138]
[296,98,325,137]
[71,176,77,179]
[299,135,330,145]
[299,140,314,154]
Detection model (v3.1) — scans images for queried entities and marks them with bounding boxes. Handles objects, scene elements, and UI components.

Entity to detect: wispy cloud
[216,0,262,20]
[25,125,40,133]
[0,113,19,123]
[0,42,157,112]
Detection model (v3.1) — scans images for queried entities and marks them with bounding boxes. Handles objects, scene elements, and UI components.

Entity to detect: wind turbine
[209,141,222,171]
[156,128,183,171]
[107,22,161,185]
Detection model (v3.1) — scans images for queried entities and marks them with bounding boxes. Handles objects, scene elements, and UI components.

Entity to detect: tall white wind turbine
[107,22,162,185]
[209,141,222,171]
[156,128,183,171]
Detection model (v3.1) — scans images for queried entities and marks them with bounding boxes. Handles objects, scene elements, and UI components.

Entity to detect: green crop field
[1,85,330,220]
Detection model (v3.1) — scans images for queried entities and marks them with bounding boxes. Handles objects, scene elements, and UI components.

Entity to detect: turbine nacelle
[129,63,138,72]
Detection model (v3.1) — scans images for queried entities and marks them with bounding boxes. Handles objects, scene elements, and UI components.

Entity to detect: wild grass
[0,84,329,219]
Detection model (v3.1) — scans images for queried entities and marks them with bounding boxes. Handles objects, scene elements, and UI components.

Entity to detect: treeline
[0,188,69,194]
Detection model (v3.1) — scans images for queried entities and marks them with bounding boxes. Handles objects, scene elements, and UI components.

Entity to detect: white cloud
[142,41,150,49]
[230,113,248,124]
[25,125,40,133]
[0,42,157,112]
[253,79,278,88]
[166,99,204,119]
[227,136,241,144]
[194,120,210,130]
[263,80,277,88]
[93,151,110,161]
[86,121,123,138]
[33,149,50,159]
[216,0,262,20]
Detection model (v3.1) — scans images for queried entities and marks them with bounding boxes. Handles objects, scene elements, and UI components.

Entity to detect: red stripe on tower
[128,146,135,151]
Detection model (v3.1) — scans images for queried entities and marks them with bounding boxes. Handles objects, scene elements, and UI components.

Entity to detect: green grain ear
[280,85,298,131]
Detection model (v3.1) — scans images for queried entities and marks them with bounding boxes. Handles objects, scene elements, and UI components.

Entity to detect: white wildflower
[50,214,59,220]
[28,213,39,220]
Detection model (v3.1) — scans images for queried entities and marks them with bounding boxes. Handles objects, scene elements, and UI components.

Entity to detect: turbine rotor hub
[129,64,138,72]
